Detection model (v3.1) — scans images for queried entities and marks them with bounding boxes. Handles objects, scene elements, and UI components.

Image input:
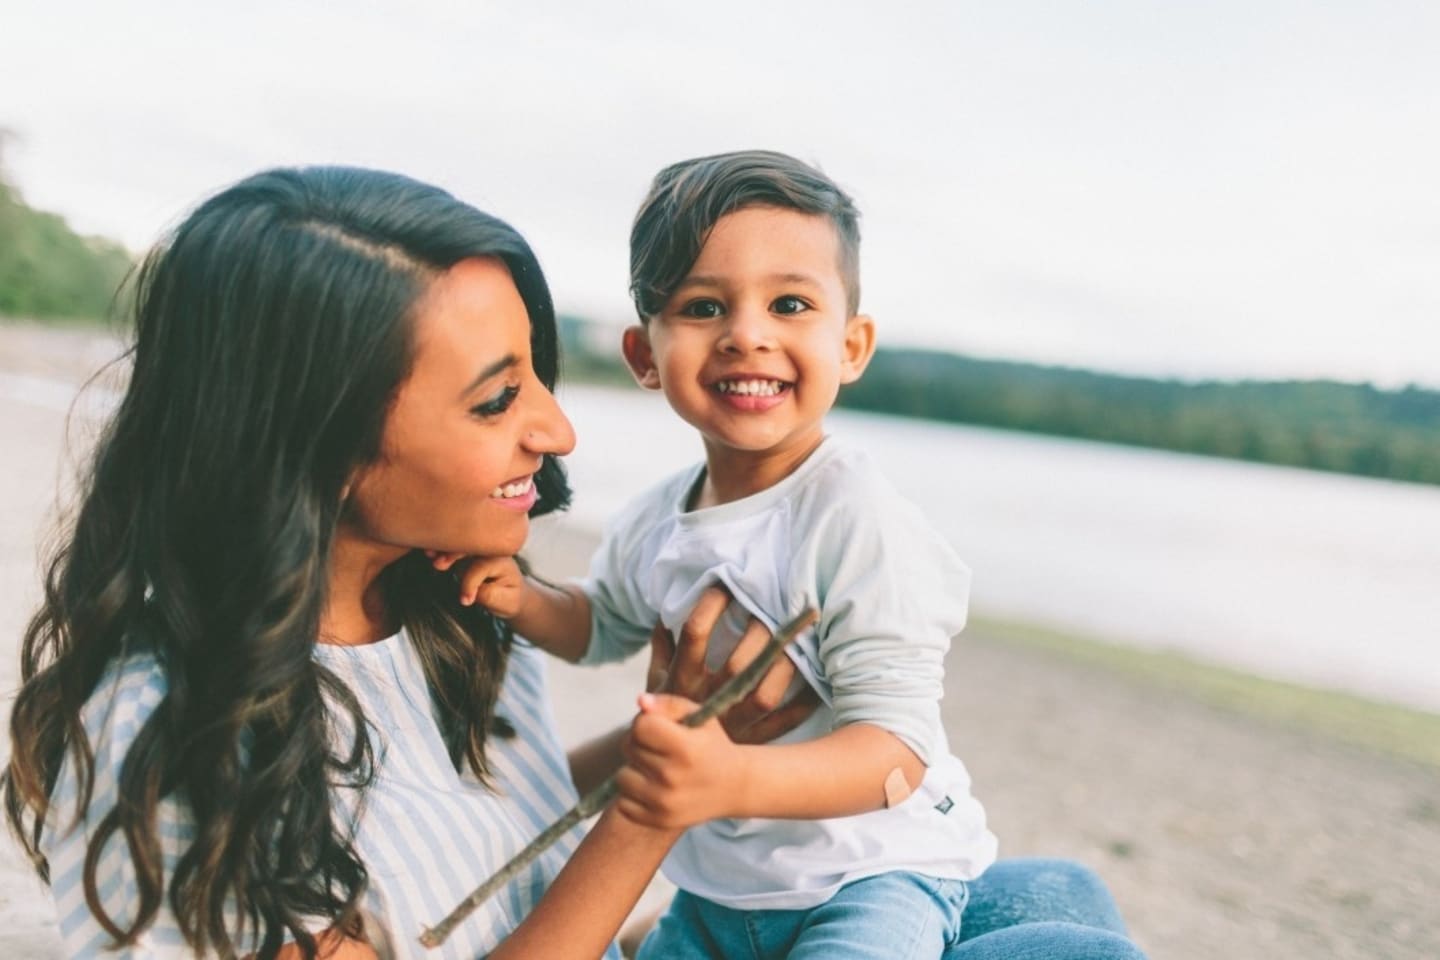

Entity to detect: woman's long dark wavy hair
[2,166,571,957]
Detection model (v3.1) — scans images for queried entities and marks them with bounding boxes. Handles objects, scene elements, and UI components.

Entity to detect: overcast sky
[3,0,1437,386]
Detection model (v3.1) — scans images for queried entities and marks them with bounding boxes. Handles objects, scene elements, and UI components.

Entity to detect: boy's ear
[621,324,663,390]
[838,314,877,385]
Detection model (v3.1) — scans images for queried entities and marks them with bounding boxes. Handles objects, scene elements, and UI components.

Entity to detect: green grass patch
[972,616,1440,769]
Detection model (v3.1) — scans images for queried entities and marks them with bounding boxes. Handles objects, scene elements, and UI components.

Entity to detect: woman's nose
[524,384,576,456]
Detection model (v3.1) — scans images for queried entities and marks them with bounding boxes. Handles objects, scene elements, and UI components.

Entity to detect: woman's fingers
[714,616,816,740]
[661,592,820,744]
[719,617,771,684]
[732,684,820,745]
[670,585,732,700]
[646,621,675,694]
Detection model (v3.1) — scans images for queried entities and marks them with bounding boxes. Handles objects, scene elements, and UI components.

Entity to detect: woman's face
[344,256,575,561]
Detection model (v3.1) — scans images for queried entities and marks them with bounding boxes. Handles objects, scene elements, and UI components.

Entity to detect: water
[5,369,1434,712]
[554,383,1440,712]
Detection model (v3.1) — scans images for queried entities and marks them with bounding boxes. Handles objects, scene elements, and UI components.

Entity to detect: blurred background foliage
[0,147,133,324]
[560,317,1440,487]
[2,140,1432,489]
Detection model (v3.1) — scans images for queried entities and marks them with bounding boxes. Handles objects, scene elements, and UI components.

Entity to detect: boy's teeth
[491,478,533,499]
[718,379,783,396]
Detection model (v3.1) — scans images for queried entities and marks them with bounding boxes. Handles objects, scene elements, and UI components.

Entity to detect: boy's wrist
[508,577,542,632]
[729,745,764,820]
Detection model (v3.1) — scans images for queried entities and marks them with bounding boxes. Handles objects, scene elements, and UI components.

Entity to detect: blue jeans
[636,859,1146,960]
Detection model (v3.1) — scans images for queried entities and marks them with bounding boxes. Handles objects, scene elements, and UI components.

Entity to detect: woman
[4,166,1139,959]
[5,165,728,959]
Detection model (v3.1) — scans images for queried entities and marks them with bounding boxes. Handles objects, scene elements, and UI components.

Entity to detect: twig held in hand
[419,606,819,949]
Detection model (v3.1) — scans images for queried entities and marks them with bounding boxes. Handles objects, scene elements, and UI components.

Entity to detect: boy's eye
[471,384,520,418]
[771,295,809,315]
[679,299,724,320]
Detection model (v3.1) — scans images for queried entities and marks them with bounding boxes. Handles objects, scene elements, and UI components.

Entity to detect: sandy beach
[1,322,1436,959]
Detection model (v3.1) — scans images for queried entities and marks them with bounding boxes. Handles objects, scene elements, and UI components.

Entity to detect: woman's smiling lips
[711,375,792,412]
[490,474,538,511]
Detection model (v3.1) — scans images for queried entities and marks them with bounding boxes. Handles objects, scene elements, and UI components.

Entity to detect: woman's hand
[645,585,820,745]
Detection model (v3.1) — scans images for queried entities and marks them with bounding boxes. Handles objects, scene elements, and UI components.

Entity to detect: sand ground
[1,322,1436,959]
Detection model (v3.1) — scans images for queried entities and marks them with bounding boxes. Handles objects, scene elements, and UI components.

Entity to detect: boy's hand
[614,692,751,828]
[427,551,526,618]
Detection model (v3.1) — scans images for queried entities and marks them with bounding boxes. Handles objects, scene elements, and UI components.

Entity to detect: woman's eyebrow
[460,353,518,398]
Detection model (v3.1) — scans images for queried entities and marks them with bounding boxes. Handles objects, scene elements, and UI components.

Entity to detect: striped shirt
[42,635,619,959]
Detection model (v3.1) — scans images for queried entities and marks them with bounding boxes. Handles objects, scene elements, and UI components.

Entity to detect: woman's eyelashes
[470,384,520,418]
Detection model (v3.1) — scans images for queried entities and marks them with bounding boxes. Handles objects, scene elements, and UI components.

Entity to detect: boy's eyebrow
[768,272,824,287]
[460,353,519,398]
[676,272,824,289]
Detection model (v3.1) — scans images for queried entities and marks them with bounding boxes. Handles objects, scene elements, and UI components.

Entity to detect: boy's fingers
[615,768,657,806]
[455,556,512,587]
[457,564,499,605]
[616,797,663,828]
[614,765,646,797]
[632,702,702,758]
[637,692,701,722]
[619,741,671,781]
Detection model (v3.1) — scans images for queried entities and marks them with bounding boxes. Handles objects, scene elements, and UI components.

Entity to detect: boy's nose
[719,306,775,354]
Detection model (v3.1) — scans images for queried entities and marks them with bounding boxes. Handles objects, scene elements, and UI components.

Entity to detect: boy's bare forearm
[732,723,925,820]
[512,578,593,662]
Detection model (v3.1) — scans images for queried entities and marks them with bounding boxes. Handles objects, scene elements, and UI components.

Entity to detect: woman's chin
[456,527,529,561]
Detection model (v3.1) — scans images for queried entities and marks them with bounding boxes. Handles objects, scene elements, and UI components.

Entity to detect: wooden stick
[419,606,819,949]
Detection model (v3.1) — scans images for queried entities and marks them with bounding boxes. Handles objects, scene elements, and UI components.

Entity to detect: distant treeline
[558,316,1440,487]
[0,159,133,323]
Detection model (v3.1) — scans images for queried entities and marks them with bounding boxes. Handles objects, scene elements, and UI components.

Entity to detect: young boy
[461,150,997,958]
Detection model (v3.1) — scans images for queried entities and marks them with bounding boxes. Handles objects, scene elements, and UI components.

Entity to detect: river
[554,382,1440,712]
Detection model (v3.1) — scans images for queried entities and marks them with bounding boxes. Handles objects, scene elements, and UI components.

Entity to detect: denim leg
[947,922,1147,960]
[960,858,1129,940]
[785,872,967,960]
[637,890,752,960]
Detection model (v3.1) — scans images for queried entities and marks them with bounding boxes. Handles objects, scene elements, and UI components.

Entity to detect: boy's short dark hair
[629,150,861,320]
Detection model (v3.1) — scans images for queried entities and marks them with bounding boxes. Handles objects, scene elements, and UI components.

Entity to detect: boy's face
[623,205,875,467]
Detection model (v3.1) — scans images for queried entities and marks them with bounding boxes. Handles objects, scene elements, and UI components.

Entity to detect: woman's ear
[622,325,663,390]
[839,314,877,384]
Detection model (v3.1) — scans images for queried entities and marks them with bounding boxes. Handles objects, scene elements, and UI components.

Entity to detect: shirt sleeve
[809,490,971,765]
[576,494,669,667]
[42,656,200,958]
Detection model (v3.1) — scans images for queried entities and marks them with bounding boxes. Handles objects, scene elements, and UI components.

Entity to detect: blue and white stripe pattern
[42,635,619,959]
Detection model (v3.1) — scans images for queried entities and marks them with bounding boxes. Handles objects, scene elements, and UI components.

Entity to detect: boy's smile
[623,205,875,503]
[712,375,790,410]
